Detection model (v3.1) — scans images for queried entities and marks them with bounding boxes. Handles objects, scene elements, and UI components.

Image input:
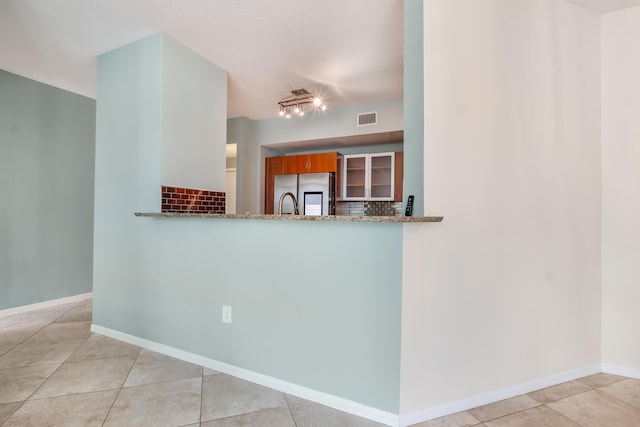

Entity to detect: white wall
[601,6,640,374]
[400,0,602,417]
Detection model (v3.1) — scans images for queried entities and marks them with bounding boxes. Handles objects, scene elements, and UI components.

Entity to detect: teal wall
[404,0,425,216]
[103,217,403,412]
[227,117,256,214]
[94,34,402,413]
[0,70,95,310]
[161,35,228,191]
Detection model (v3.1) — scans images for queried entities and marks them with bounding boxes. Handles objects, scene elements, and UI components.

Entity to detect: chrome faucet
[278,192,299,215]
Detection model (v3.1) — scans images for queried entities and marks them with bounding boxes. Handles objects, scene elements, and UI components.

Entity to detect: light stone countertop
[134,212,443,223]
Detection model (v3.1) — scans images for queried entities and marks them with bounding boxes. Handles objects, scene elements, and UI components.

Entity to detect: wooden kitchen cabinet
[394,151,403,202]
[264,156,284,214]
[283,155,306,174]
[283,152,341,174]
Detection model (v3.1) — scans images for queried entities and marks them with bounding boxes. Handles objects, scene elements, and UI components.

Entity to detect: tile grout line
[100,346,143,427]
[199,366,204,425]
[591,381,640,416]
[1,300,90,426]
[469,377,632,427]
[284,394,300,427]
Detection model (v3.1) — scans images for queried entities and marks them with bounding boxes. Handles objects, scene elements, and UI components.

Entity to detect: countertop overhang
[134,212,443,223]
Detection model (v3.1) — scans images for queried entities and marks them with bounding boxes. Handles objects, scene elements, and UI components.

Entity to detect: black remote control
[405,195,414,216]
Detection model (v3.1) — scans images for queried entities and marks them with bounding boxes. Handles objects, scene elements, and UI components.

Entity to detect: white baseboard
[91,324,400,427]
[398,364,601,427]
[602,363,640,379]
[0,292,92,318]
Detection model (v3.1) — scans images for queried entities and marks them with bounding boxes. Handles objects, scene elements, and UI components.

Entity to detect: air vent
[357,111,377,127]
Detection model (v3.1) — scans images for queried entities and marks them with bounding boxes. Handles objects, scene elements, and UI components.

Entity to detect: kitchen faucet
[278,192,299,215]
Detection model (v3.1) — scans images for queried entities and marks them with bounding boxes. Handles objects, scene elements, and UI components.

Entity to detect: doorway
[225,143,237,214]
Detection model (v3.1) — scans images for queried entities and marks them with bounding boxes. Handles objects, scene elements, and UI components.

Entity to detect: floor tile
[24,321,92,344]
[467,395,540,422]
[289,401,387,427]
[68,334,140,361]
[2,389,117,427]
[412,410,480,426]
[1,303,77,327]
[203,367,219,376]
[0,402,22,425]
[201,406,296,427]
[0,345,15,357]
[284,393,307,406]
[527,380,591,404]
[54,300,93,323]
[123,350,202,387]
[103,377,201,427]
[599,378,640,410]
[0,323,43,346]
[0,363,60,403]
[548,389,640,427]
[201,374,287,421]
[484,405,579,426]
[31,356,135,398]
[0,339,85,369]
[576,373,626,388]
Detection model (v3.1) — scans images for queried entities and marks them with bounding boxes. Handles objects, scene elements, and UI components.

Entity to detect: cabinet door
[307,152,338,173]
[394,152,403,202]
[264,156,284,214]
[343,155,367,200]
[369,153,394,200]
[283,154,308,174]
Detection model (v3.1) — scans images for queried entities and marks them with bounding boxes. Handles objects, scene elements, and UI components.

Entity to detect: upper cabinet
[283,152,341,174]
[343,152,396,201]
[393,152,403,202]
[264,156,285,214]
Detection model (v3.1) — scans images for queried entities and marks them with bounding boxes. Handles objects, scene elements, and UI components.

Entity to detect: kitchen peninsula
[93,33,440,427]
[135,212,443,222]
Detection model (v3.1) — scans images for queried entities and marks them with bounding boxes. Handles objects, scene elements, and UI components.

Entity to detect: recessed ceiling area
[263,131,404,154]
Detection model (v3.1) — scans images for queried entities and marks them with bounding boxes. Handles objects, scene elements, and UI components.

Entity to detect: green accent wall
[0,70,95,310]
[94,34,402,413]
[404,0,425,216]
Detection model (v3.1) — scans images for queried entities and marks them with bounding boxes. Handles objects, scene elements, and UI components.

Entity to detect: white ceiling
[0,0,403,120]
[1,0,639,121]
[564,0,640,13]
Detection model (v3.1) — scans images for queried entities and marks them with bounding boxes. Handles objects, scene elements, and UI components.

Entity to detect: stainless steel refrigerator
[273,172,335,216]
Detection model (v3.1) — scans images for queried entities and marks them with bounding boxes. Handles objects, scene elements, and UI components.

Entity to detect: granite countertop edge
[134,212,443,223]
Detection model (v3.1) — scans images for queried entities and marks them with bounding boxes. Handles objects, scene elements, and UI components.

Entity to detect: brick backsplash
[161,186,225,214]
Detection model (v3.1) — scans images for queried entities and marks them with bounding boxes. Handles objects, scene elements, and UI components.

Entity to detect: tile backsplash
[161,186,225,214]
[336,201,403,217]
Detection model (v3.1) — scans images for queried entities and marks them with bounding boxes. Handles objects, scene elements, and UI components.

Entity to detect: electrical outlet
[222,305,232,323]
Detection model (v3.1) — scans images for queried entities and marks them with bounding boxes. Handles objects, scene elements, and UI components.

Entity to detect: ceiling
[263,130,405,154]
[0,0,403,121]
[564,0,640,13]
[1,1,639,121]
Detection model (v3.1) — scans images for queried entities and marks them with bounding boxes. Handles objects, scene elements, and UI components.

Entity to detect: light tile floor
[1,298,639,426]
[0,298,385,427]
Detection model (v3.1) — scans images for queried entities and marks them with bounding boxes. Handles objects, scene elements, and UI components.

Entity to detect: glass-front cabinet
[343,153,395,200]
